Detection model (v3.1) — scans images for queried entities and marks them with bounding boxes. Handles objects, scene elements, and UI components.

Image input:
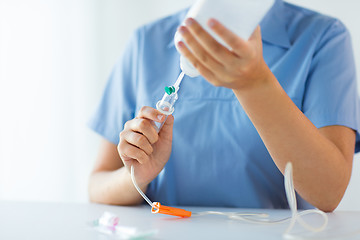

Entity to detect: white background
[0,0,359,210]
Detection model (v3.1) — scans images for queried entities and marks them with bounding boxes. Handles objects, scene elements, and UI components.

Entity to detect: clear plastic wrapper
[89,211,158,239]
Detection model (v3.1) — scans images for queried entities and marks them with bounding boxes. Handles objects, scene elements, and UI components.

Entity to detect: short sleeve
[88,30,140,144]
[303,20,360,152]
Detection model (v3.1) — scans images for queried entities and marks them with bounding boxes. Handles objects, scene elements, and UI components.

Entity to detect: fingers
[176,41,218,84]
[137,106,165,123]
[183,18,234,63]
[126,118,158,144]
[118,140,149,165]
[131,106,167,144]
[207,18,250,57]
[117,105,176,171]
[118,106,174,166]
[120,131,153,155]
[178,24,226,72]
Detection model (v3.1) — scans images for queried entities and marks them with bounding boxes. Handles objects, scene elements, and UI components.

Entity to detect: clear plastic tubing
[130,165,153,207]
[192,163,329,239]
[130,161,328,238]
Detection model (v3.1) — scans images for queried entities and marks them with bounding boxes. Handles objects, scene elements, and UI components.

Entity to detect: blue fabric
[89,0,360,209]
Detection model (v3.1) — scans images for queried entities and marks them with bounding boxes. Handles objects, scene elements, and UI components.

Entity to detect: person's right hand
[117,106,174,189]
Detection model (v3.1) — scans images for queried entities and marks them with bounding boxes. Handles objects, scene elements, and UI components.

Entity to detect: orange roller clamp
[151,202,192,218]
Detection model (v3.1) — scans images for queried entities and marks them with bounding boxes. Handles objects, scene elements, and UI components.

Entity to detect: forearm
[234,72,353,212]
[89,167,146,206]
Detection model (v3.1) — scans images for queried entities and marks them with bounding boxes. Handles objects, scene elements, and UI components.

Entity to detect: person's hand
[177,18,273,91]
[117,106,174,188]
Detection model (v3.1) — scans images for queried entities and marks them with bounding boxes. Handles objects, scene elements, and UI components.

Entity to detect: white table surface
[0,201,359,239]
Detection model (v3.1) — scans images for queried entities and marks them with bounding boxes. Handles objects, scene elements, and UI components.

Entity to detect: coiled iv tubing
[130,163,328,239]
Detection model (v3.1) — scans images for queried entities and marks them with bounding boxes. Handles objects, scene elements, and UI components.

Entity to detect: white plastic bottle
[174,0,275,77]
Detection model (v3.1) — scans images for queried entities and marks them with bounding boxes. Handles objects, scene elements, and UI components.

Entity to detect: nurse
[88,0,360,212]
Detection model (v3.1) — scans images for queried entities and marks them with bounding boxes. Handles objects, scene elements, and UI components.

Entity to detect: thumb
[159,115,174,139]
[249,25,262,43]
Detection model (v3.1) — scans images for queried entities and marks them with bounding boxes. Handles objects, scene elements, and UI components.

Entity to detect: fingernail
[208,19,217,28]
[157,115,164,121]
[177,41,184,48]
[185,18,195,26]
[178,26,186,34]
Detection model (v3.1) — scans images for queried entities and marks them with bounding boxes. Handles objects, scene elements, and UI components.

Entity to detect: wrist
[121,166,150,194]
[233,65,276,96]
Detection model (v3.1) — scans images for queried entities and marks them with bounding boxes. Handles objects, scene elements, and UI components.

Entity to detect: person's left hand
[177,18,273,91]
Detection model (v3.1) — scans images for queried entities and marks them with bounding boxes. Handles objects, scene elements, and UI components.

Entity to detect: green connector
[165,86,175,95]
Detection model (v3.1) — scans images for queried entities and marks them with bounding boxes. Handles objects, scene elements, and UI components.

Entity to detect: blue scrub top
[89,0,360,209]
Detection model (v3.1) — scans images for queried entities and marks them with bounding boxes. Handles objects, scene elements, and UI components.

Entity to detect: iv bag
[174,0,275,77]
